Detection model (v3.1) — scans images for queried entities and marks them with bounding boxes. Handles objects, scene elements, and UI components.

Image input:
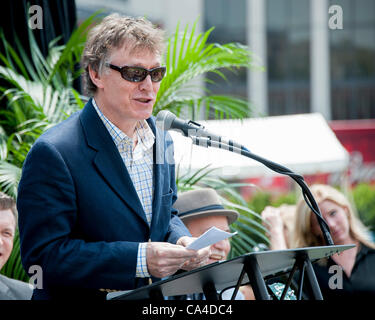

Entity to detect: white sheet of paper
[186,226,237,250]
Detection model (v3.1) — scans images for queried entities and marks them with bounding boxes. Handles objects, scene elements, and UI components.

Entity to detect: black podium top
[108,244,354,300]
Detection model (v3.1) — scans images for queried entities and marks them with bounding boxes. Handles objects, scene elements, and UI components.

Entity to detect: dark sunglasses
[106,63,166,82]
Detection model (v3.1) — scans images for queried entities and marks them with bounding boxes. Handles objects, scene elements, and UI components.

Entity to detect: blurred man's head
[0,193,17,270]
[174,188,239,264]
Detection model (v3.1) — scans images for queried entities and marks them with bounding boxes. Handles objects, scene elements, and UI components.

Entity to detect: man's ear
[88,65,104,89]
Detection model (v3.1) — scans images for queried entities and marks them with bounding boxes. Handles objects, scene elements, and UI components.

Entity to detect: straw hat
[174,188,239,225]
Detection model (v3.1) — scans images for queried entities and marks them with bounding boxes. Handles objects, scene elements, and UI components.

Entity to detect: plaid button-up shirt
[93,99,153,278]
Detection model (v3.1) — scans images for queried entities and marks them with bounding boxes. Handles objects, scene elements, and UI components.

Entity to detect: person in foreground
[0,192,32,300]
[173,188,254,300]
[17,14,209,300]
[291,184,375,299]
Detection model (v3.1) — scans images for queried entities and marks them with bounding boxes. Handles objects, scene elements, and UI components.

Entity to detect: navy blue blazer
[17,99,190,300]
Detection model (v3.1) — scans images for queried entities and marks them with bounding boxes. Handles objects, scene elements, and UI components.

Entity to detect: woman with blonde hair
[292,184,375,299]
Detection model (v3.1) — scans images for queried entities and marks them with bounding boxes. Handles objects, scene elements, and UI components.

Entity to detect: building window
[267,0,310,116]
[204,0,247,116]
[329,0,375,120]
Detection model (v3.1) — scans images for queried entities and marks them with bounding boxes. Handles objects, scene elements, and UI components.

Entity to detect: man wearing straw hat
[173,188,253,300]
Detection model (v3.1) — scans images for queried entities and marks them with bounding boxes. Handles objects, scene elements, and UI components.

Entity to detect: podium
[108,244,354,300]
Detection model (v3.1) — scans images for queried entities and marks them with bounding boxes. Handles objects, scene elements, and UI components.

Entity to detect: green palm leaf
[0,161,22,198]
[154,20,263,119]
[47,12,102,84]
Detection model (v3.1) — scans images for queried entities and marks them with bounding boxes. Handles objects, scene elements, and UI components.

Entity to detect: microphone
[156,110,221,141]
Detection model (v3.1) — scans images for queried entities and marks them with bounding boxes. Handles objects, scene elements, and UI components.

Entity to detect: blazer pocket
[161,188,173,206]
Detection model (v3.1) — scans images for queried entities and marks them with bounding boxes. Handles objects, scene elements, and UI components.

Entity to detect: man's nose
[139,75,153,90]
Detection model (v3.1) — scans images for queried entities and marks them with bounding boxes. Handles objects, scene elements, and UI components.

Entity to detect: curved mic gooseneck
[156,110,334,246]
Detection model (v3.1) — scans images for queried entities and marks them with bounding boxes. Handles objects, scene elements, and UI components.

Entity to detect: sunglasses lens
[150,67,166,82]
[117,66,166,82]
[122,67,148,82]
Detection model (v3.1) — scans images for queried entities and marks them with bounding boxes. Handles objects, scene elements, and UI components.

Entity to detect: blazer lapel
[79,99,148,226]
[148,118,165,230]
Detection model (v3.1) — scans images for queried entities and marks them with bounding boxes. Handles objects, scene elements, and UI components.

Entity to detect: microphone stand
[190,135,334,246]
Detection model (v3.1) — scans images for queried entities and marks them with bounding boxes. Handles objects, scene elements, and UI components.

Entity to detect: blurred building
[203,0,375,187]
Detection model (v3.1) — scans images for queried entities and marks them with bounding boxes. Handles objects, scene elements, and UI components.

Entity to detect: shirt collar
[92,98,155,151]
[356,243,373,262]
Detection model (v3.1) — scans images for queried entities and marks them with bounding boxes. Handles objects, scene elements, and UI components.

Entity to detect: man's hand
[146,241,198,279]
[176,236,211,271]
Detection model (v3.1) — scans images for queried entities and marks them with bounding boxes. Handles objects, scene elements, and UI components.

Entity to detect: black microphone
[155,110,221,141]
[156,110,248,153]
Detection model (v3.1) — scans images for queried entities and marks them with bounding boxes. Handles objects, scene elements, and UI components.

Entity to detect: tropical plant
[351,183,375,232]
[154,20,263,120]
[0,15,97,197]
[0,15,264,281]
[0,13,99,281]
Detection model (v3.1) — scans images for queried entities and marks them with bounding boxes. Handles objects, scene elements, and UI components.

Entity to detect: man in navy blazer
[17,14,209,300]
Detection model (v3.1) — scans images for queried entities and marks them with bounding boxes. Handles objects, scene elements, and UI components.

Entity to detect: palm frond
[0,13,94,162]
[154,20,262,119]
[0,161,22,198]
[0,126,9,160]
[47,12,102,84]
